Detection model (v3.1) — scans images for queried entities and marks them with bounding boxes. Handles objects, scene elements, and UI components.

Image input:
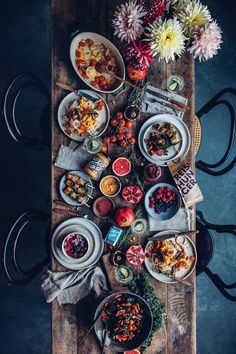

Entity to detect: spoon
[95,62,144,93]
[78,312,103,346]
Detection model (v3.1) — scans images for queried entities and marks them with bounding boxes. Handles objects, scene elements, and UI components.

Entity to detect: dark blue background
[0,1,236,353]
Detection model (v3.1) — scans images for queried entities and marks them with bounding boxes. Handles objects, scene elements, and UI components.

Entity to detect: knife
[150,99,186,113]
[146,88,190,110]
[145,100,185,113]
[148,230,199,242]
[159,269,192,287]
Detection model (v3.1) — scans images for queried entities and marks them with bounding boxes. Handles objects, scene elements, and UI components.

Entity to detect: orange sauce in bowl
[100,175,121,197]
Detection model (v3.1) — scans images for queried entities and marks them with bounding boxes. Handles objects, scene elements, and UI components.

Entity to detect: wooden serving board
[51,1,196,354]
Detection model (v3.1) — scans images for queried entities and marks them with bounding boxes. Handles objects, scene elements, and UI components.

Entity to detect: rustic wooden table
[51,1,195,353]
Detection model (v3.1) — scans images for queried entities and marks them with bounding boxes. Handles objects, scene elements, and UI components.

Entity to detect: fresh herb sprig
[129,273,166,351]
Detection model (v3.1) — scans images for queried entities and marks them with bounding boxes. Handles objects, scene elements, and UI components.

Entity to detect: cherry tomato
[75,50,81,58]
[119,119,126,127]
[85,38,94,47]
[78,69,88,79]
[110,135,117,143]
[78,40,86,47]
[97,100,105,111]
[116,112,124,120]
[100,84,108,90]
[99,75,106,81]
[119,140,127,147]
[153,240,161,249]
[110,118,118,127]
[101,145,108,153]
[90,59,97,67]
[125,120,133,128]
[175,262,182,269]
[78,59,86,66]
[190,256,195,262]
[91,81,99,88]
[102,137,110,144]
[156,149,164,156]
[116,133,124,141]
[125,131,132,139]
[118,127,125,134]
[128,137,136,144]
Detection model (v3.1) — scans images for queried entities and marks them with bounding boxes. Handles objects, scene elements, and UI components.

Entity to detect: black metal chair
[196,211,236,301]
[2,209,50,285]
[2,73,51,285]
[3,72,50,148]
[195,88,236,176]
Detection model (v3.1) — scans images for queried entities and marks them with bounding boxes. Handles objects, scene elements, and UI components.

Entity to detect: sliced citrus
[112,157,131,177]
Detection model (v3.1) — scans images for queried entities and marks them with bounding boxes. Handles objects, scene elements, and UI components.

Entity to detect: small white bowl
[62,232,90,261]
[99,175,121,198]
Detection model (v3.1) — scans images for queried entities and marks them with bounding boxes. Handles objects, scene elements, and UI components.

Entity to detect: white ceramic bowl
[70,32,125,94]
[62,232,90,261]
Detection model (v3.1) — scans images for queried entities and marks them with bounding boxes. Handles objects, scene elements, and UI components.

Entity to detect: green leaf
[128,274,166,351]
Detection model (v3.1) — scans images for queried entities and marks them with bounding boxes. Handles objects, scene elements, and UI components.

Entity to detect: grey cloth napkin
[148,207,194,232]
[41,266,108,305]
[54,141,91,171]
[141,85,188,120]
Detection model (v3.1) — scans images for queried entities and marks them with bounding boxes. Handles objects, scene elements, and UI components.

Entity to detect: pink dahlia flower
[189,21,222,61]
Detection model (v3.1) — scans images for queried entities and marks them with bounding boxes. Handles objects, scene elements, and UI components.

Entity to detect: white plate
[56,225,95,264]
[70,32,125,94]
[57,91,110,141]
[145,230,197,284]
[138,114,191,166]
[59,170,93,206]
[51,217,104,270]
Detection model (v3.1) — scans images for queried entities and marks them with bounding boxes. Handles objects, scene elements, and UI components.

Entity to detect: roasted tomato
[127,64,147,81]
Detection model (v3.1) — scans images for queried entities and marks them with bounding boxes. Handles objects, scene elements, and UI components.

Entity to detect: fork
[53,200,89,216]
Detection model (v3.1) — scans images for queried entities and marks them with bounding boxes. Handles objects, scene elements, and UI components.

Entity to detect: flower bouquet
[112,0,222,75]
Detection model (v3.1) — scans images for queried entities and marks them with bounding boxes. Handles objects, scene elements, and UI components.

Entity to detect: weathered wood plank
[51,1,196,354]
[51,0,78,353]
[166,52,196,354]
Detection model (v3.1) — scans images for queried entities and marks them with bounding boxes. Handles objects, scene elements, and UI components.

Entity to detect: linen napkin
[54,141,91,171]
[148,207,194,232]
[41,266,108,305]
[141,85,188,120]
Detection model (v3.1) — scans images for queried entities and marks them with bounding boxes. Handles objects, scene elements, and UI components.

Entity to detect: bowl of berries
[144,183,181,221]
[62,232,90,261]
